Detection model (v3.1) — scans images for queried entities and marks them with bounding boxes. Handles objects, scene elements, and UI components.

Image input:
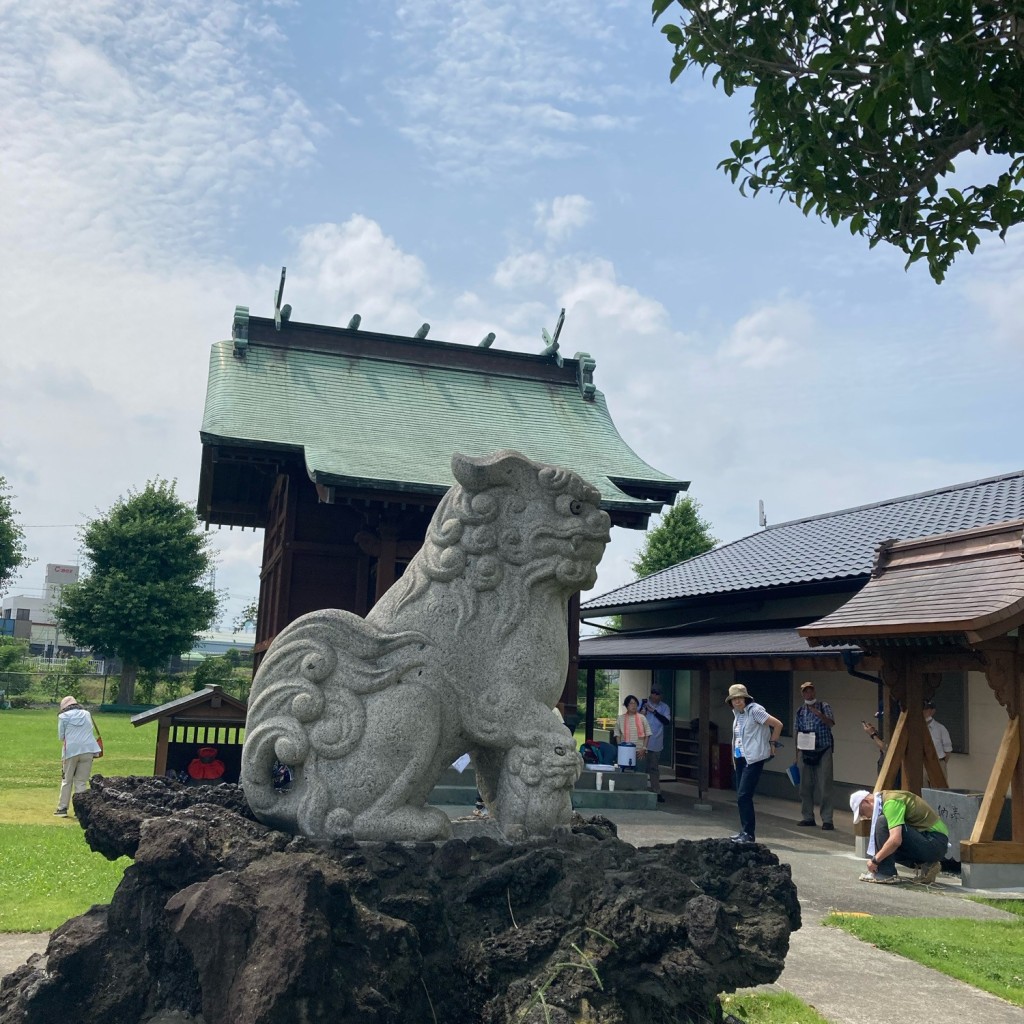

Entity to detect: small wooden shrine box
[131,685,248,784]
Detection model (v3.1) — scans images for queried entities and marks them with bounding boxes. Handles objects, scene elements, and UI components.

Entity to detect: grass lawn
[825,906,1024,1007]
[721,992,829,1024]
[0,709,157,931]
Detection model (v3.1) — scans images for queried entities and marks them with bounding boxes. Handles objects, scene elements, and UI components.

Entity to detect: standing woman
[616,694,651,767]
[727,683,783,843]
[55,695,102,817]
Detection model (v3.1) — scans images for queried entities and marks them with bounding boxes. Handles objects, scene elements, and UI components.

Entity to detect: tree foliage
[0,477,29,596]
[0,637,32,696]
[653,0,1024,281]
[56,480,219,705]
[191,655,236,692]
[631,496,717,578]
[233,597,259,633]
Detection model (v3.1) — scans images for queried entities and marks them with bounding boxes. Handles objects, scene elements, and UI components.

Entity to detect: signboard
[46,564,79,585]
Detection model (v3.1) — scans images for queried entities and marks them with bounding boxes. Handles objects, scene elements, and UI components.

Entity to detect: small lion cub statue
[241,449,611,841]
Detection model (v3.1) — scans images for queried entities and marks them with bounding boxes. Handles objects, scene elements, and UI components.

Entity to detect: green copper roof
[200,317,685,522]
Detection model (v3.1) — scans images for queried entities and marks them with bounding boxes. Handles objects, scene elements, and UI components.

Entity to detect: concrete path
[4,783,1023,1023]
[596,783,1024,1024]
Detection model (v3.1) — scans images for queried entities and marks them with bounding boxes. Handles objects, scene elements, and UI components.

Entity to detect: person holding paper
[794,681,835,830]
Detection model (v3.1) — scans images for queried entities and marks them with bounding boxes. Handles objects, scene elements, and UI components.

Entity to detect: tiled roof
[200,318,684,518]
[579,627,860,663]
[801,519,1024,645]
[582,470,1024,613]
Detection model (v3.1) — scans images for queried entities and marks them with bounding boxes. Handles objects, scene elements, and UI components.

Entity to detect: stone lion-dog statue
[241,449,611,841]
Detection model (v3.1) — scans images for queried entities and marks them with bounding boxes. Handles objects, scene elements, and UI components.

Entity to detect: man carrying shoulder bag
[795,681,835,830]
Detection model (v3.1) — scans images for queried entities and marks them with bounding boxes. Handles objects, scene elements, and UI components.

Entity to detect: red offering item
[187,746,225,781]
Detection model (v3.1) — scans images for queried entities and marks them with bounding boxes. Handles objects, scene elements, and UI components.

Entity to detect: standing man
[795,681,835,830]
[924,701,952,775]
[641,685,671,804]
[850,788,949,884]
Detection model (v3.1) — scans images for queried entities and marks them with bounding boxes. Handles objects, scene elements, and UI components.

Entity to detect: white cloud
[534,194,593,243]
[0,0,321,263]
[385,0,647,177]
[717,300,813,369]
[288,216,432,333]
[493,251,551,290]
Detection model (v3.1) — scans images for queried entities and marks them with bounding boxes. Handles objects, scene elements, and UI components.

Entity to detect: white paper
[797,731,816,751]
[451,753,472,773]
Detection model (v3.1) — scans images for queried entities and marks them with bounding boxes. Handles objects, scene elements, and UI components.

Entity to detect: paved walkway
[4,784,1023,1022]
[593,783,1024,1024]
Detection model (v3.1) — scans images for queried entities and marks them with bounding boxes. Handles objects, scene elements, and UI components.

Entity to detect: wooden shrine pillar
[584,666,596,742]
[560,593,581,722]
[962,644,1024,868]
[874,654,947,794]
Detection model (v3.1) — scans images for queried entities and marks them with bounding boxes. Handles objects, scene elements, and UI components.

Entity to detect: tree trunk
[116,663,138,706]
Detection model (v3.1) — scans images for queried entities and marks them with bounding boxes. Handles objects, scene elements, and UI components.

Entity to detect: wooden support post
[698,668,711,801]
[373,526,398,604]
[154,721,169,777]
[584,666,596,743]
[1015,713,1024,844]
[902,669,925,794]
[876,711,908,791]
[562,593,581,721]
[968,718,1020,843]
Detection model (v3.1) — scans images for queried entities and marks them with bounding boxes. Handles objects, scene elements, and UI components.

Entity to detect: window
[734,670,793,736]
[931,671,967,754]
[16,608,29,621]
[652,668,677,766]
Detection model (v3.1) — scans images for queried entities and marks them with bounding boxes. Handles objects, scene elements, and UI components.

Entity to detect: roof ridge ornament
[541,308,565,366]
[273,267,290,331]
[232,306,249,358]
[574,351,596,401]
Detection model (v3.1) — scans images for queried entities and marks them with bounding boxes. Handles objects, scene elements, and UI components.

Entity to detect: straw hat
[59,695,78,712]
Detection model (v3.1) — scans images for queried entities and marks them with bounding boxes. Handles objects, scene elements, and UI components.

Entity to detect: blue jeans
[734,757,766,838]
[872,816,949,876]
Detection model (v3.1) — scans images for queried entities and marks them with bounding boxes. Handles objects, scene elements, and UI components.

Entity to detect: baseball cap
[850,789,872,823]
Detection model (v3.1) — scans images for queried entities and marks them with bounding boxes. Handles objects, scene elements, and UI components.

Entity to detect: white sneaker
[859,872,900,884]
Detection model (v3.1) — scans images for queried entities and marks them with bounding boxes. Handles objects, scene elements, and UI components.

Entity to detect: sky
[2,0,1023,633]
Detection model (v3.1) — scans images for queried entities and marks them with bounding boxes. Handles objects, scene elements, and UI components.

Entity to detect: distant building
[1,563,80,657]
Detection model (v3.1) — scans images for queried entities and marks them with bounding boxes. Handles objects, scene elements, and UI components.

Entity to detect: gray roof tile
[583,470,1024,612]
[579,627,859,662]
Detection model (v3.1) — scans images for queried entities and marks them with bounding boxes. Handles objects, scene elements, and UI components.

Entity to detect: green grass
[0,709,154,931]
[825,911,1024,1006]
[2,708,157,794]
[0,823,131,931]
[970,897,1024,919]
[720,992,830,1024]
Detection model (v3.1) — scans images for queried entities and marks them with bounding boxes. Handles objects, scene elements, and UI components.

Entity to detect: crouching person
[850,789,950,885]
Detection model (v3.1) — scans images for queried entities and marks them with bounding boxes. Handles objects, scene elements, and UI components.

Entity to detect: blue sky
[2,0,1022,628]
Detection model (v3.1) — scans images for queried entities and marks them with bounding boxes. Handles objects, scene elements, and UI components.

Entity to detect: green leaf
[661,23,684,46]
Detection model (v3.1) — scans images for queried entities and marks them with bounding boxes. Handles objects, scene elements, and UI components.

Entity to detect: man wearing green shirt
[850,789,950,885]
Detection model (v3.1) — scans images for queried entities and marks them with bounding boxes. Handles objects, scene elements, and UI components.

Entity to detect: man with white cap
[850,788,949,885]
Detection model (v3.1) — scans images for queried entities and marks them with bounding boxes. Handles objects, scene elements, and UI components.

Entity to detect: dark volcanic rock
[0,777,800,1024]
